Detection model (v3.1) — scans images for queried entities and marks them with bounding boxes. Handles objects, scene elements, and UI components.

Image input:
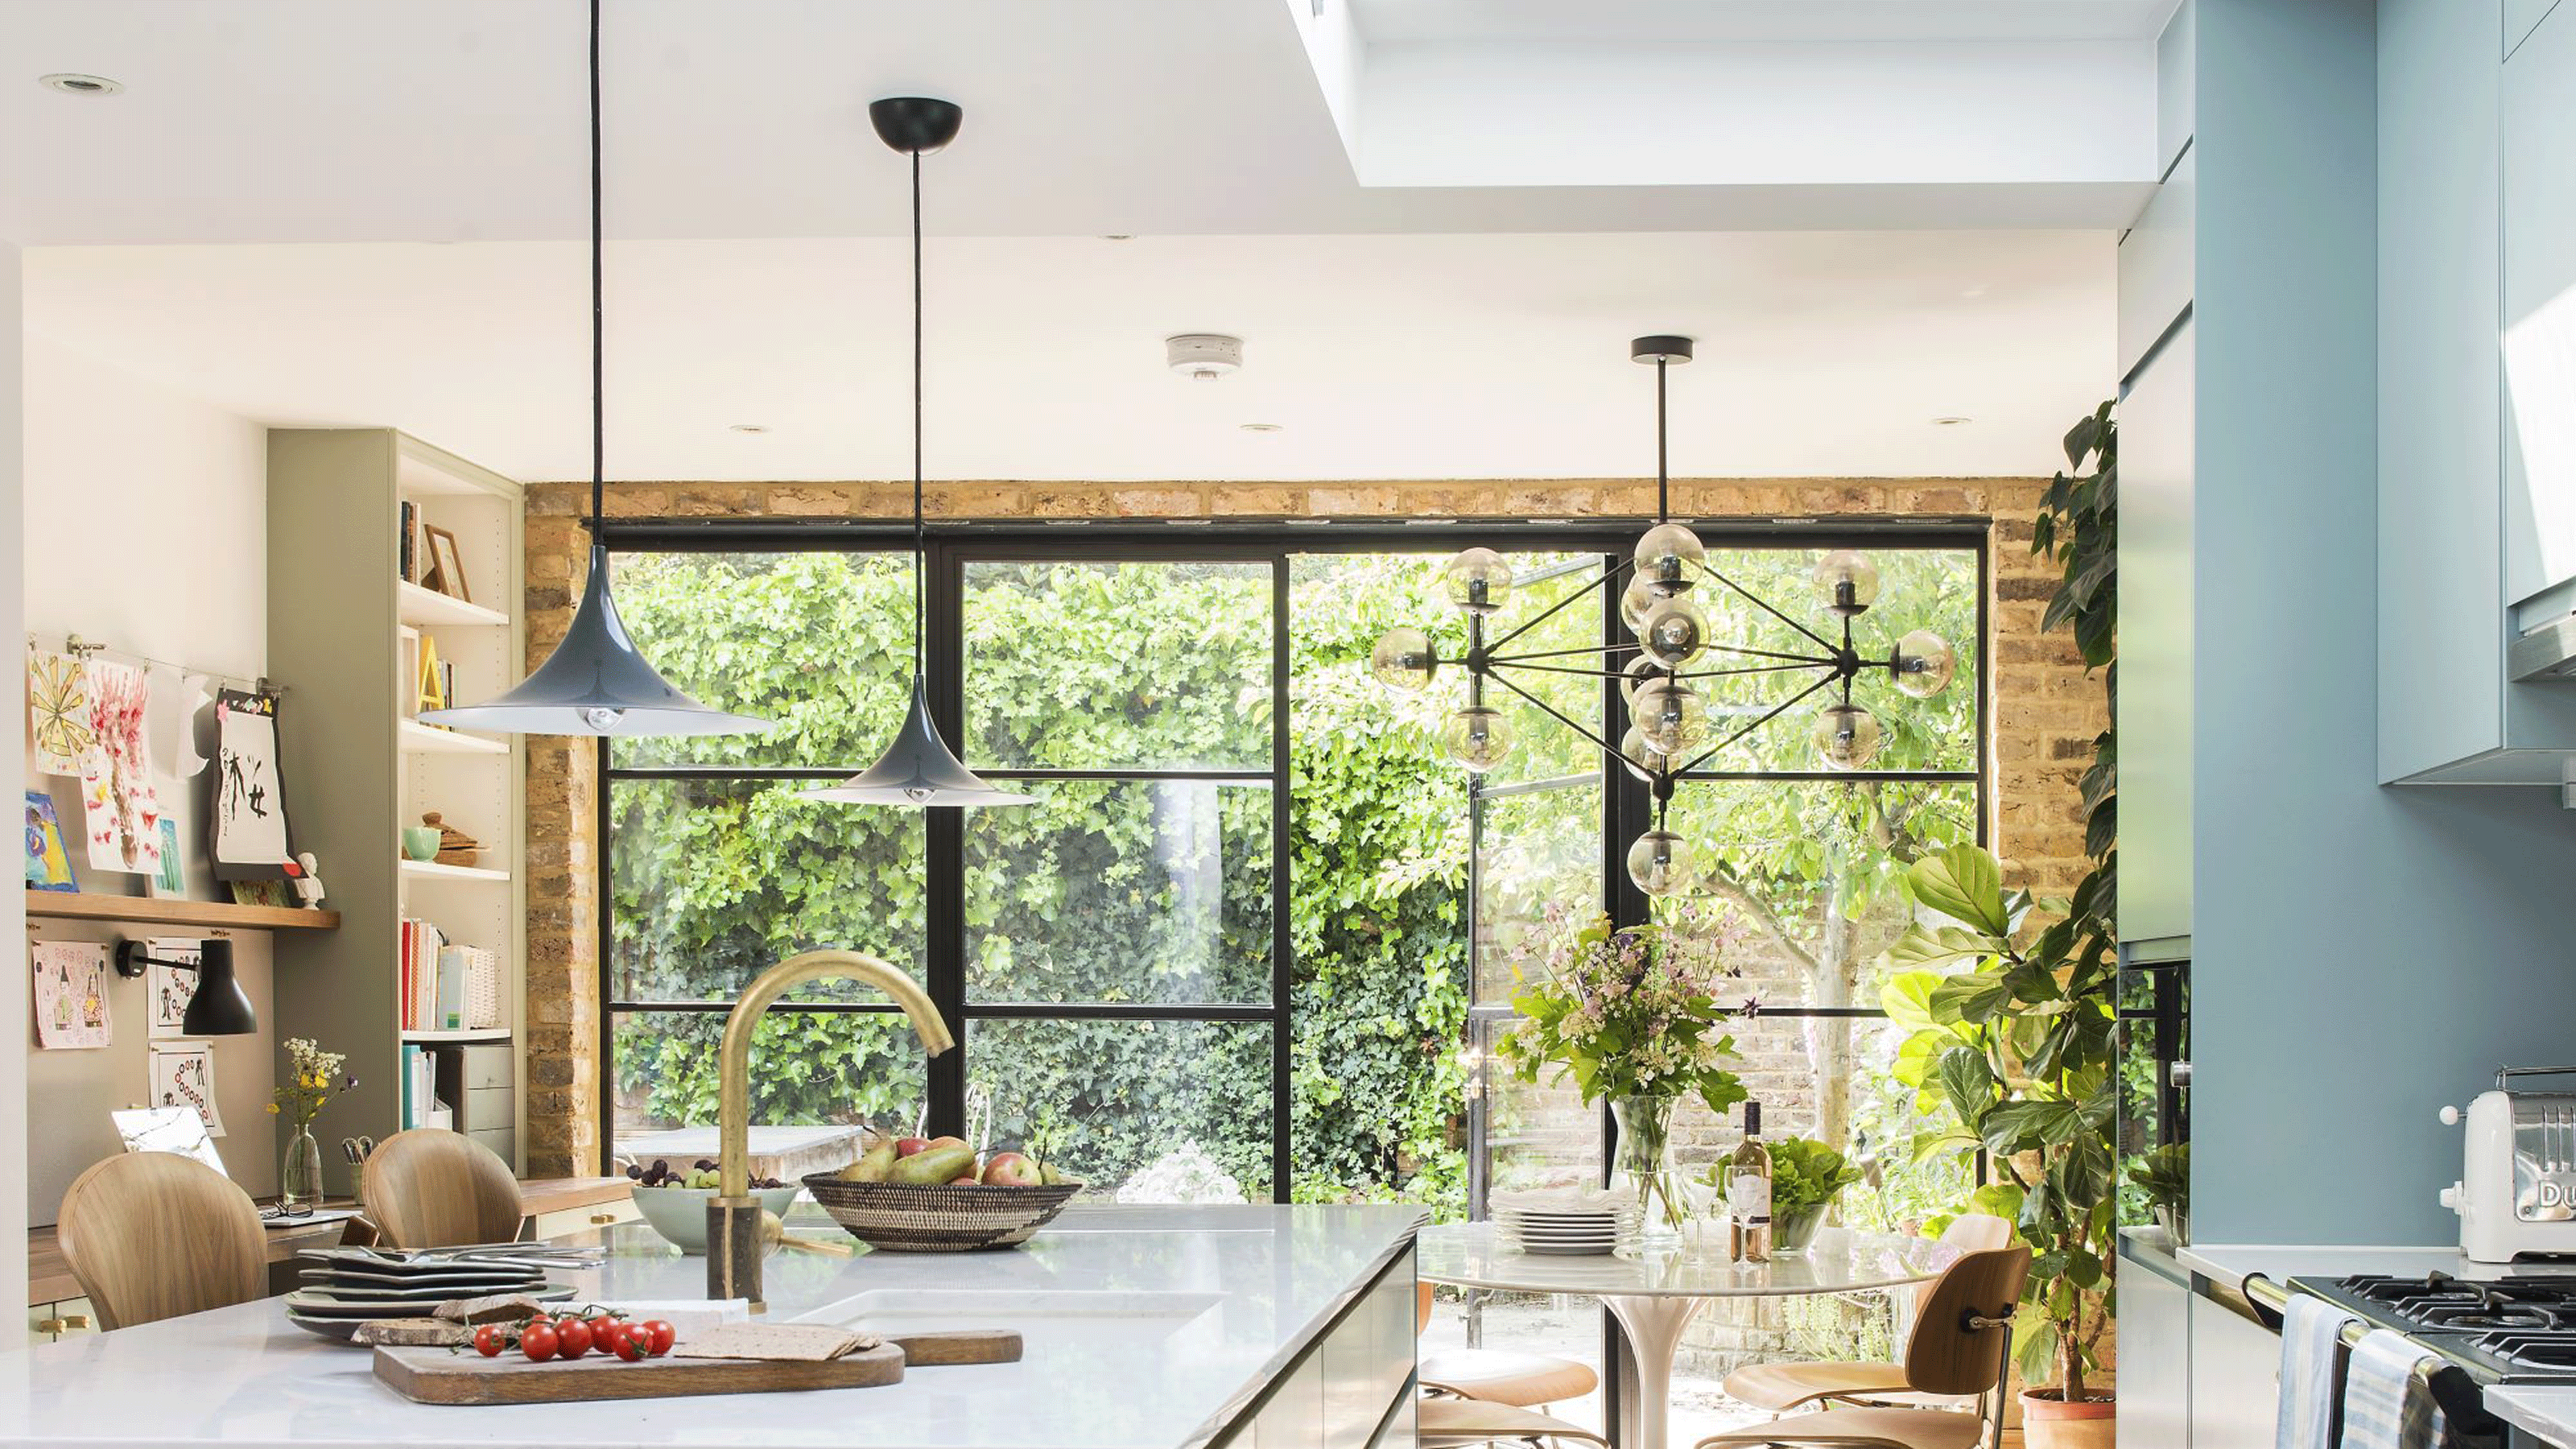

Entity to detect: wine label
[1729,1175,1771,1225]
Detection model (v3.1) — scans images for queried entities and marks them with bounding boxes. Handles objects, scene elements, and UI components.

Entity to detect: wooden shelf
[398,720,507,756]
[398,858,510,884]
[397,580,509,629]
[23,890,341,931]
[400,1029,511,1045]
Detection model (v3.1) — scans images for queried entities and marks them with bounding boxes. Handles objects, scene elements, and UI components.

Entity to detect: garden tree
[1667,551,1980,1149]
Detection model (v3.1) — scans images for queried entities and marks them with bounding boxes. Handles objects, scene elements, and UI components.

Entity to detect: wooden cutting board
[373,1330,1022,1406]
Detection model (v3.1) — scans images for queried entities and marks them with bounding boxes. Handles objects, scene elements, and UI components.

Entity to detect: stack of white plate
[1496,1206,1624,1255]
[283,1246,592,1341]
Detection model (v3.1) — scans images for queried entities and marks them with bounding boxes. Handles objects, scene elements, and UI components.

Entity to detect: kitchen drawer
[529,1195,639,1242]
[467,1126,516,1174]
[458,1043,514,1092]
[460,1085,514,1136]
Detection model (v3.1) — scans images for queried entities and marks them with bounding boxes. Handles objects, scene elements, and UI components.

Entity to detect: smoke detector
[1166,334,1244,381]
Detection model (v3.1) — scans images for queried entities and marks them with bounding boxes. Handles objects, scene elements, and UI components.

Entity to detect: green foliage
[2132,1143,2188,1211]
[1769,1137,1864,1216]
[1495,910,1751,1115]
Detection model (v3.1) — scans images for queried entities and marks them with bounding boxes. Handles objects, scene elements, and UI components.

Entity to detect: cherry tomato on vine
[473,1324,507,1358]
[520,1322,559,1363]
[608,1324,648,1361]
[551,1316,593,1360]
[640,1319,675,1356]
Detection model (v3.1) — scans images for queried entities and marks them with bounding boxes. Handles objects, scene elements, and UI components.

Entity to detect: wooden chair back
[1915,1212,2013,1311]
[1901,1245,2033,1397]
[56,1151,266,1330]
[1418,1280,1435,1335]
[363,1129,522,1249]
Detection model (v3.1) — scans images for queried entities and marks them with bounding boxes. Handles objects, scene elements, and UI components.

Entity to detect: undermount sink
[794,1289,1227,1353]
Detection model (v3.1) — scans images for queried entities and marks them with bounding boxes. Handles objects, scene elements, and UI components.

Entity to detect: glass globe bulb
[1619,573,1659,634]
[1892,628,1957,699]
[1620,654,1668,706]
[1812,701,1884,770]
[1445,547,1513,616]
[1631,680,1708,756]
[1627,829,1695,897]
[1812,550,1880,616]
[1638,597,1710,668]
[1441,705,1514,772]
[1369,627,1440,692]
[1618,726,1671,782]
[1633,522,1706,598]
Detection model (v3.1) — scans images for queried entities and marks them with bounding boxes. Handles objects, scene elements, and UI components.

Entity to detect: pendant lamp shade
[415,0,769,740]
[803,96,1030,812]
[419,545,769,737]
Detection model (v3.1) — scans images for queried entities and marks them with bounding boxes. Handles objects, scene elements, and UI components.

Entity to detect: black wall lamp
[112,938,258,1036]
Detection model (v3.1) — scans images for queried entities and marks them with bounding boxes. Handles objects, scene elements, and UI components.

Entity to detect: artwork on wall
[150,1041,223,1137]
[144,663,213,781]
[144,937,201,1038]
[78,658,162,877]
[421,524,469,603]
[229,879,292,909]
[31,942,112,1050]
[26,650,91,776]
[148,819,185,898]
[209,688,291,880]
[24,791,76,892]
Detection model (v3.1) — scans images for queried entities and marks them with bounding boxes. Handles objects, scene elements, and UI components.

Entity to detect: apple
[981,1151,1043,1187]
[923,1135,968,1154]
[950,1174,980,1185]
[894,1137,932,1158]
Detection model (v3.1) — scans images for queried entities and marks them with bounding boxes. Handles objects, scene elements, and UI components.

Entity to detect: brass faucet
[706,950,954,1308]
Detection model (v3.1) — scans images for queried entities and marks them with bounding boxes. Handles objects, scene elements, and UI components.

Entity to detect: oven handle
[2230,1274,2505,1445]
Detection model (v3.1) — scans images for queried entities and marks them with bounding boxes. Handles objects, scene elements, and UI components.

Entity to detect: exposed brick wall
[517,477,2105,1176]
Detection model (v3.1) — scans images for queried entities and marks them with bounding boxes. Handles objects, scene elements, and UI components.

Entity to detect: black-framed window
[597,522,1988,1227]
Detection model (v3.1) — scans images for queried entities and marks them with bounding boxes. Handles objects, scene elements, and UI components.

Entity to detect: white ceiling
[26,230,2114,482]
[1350,0,2181,42]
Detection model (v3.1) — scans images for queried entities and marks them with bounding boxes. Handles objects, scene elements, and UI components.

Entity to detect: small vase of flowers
[269,1038,354,1211]
[1498,906,1752,1254]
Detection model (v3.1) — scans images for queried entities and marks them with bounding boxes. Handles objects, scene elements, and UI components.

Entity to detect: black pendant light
[419,0,767,739]
[805,99,1030,808]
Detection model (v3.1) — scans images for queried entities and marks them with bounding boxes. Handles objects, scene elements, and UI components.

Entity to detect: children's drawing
[151,1041,223,1137]
[23,792,76,892]
[144,937,201,1038]
[79,659,161,876]
[31,942,112,1050]
[27,650,91,775]
[210,689,291,879]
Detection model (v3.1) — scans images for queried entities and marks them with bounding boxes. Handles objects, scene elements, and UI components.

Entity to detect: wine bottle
[1728,1101,1772,1264]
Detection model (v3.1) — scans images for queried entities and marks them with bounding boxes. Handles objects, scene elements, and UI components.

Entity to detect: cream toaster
[2441,1066,2576,1262]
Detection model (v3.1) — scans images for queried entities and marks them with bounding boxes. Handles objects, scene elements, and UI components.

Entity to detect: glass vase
[1609,1096,1687,1257]
[281,1124,324,1211]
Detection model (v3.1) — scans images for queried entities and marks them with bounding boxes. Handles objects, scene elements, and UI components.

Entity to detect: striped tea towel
[2277,1290,2359,1449]
[2336,1327,2446,1449]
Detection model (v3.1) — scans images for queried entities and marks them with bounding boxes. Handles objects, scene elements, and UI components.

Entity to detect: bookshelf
[267,430,526,1192]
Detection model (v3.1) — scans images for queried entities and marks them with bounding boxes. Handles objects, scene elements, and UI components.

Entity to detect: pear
[843,1142,898,1183]
[890,1143,977,1186]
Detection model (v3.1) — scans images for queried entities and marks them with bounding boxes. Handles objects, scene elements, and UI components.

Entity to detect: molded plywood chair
[1414,1281,1608,1447]
[56,1151,266,1330]
[1695,1245,2032,1449]
[1723,1214,2014,1414]
[363,1129,522,1249]
[1416,1280,1604,1410]
[1419,1397,1612,1447]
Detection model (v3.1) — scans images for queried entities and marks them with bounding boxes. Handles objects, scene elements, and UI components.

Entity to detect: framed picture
[421,524,469,603]
[23,791,76,892]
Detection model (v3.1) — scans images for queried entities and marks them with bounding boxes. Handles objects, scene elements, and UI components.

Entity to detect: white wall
[4,237,31,1311]
[19,333,277,1225]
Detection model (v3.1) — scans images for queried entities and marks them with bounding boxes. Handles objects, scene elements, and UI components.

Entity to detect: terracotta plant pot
[2021,1389,2116,1449]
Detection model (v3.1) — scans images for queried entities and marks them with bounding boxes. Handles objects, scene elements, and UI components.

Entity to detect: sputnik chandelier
[1368,336,1959,897]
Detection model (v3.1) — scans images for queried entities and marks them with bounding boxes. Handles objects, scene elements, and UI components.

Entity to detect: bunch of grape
[625,1158,785,1191]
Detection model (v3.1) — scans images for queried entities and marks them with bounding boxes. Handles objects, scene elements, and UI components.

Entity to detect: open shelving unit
[23,891,341,932]
[268,430,526,1192]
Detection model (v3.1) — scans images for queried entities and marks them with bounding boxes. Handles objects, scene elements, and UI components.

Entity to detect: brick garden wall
[516,476,2105,1179]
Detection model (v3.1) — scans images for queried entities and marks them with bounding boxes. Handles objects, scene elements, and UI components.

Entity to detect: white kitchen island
[0,1203,1426,1449]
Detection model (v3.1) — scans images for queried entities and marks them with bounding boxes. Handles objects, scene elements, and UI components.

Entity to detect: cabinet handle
[62,1316,87,1330]
[35,1319,63,1335]
[589,1212,616,1224]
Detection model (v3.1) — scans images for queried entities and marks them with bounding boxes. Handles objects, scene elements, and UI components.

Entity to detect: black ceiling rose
[869,97,963,155]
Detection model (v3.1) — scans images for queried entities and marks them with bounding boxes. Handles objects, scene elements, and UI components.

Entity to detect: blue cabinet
[2119,321,2193,947]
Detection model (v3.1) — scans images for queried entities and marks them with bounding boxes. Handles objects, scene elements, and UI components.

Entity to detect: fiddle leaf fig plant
[1882,844,2119,1405]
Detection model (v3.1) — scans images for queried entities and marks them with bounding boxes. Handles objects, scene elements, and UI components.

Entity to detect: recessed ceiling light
[728,423,770,434]
[1931,416,1972,427]
[1241,422,1283,433]
[40,73,122,96]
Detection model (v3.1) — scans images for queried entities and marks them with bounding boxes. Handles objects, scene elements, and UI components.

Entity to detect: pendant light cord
[1655,357,1669,523]
[588,0,605,532]
[911,147,927,671]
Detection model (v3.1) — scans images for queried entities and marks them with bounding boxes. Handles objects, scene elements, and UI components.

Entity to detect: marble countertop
[2484,1389,2576,1447]
[0,1203,1423,1449]
[2166,1241,2576,1289]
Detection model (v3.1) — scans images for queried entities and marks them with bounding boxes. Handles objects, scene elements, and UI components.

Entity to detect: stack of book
[398,919,502,1032]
